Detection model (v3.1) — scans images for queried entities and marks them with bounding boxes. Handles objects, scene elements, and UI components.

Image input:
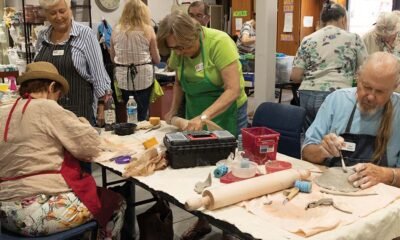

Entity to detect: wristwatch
[200,114,208,122]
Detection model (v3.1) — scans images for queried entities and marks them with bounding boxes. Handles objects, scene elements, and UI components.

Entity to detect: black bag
[137,197,174,240]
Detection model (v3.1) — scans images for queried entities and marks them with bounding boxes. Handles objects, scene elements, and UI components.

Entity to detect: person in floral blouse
[291,1,367,130]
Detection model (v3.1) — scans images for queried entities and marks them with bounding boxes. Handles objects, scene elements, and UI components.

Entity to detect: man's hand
[321,133,344,158]
[348,163,391,189]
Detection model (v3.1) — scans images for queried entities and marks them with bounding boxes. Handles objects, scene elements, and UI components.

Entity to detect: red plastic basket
[241,127,280,164]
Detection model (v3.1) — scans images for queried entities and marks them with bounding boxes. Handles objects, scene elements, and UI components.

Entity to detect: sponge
[143,137,159,149]
[149,117,160,126]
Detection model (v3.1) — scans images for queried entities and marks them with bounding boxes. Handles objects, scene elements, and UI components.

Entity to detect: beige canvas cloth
[241,182,400,237]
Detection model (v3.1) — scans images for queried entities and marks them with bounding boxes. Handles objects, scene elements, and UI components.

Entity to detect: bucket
[241,127,280,164]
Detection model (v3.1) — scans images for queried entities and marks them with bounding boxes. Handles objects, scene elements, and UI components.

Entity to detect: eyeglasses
[189,13,207,20]
[166,43,189,51]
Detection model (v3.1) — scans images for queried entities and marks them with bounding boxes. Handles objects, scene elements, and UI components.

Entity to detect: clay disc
[315,167,360,192]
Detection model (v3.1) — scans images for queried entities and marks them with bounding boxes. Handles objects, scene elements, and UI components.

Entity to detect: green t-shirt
[168,27,247,107]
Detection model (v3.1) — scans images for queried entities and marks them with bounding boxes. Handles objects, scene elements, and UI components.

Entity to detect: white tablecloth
[97,126,400,240]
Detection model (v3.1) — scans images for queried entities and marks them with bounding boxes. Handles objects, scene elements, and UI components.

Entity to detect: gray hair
[157,11,202,56]
[188,1,210,16]
[375,11,400,36]
[39,0,71,9]
[358,51,400,85]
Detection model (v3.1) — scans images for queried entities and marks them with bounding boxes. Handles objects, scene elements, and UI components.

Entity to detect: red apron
[61,151,121,228]
[2,96,121,228]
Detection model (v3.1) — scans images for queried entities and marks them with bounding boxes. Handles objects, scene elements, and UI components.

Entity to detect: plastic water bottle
[104,89,115,131]
[126,96,138,124]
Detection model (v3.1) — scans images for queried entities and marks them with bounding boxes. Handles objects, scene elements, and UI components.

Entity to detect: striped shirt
[35,21,111,98]
[236,21,256,54]
[112,27,154,90]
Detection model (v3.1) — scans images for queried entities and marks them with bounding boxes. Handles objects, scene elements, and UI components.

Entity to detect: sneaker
[181,218,212,240]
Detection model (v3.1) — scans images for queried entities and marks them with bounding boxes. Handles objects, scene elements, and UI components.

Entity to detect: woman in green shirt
[157,11,248,137]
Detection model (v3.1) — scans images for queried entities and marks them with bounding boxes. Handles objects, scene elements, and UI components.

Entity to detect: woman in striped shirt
[35,0,111,125]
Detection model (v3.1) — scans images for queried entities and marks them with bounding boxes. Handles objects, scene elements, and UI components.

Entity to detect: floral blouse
[293,25,367,92]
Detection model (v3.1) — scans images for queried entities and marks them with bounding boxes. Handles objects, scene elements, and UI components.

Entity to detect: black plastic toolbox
[164,130,237,169]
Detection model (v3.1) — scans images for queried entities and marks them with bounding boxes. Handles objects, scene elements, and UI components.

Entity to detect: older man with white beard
[302,51,400,189]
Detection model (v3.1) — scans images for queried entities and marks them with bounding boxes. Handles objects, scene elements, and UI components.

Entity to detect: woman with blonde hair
[110,0,160,121]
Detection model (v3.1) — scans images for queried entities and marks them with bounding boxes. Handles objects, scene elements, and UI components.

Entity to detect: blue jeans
[121,84,153,121]
[237,101,248,136]
[299,90,332,131]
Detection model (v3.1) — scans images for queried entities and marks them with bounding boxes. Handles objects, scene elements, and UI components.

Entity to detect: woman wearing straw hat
[0,62,126,239]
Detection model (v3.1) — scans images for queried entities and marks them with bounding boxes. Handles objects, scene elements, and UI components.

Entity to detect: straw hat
[375,11,400,37]
[17,61,69,94]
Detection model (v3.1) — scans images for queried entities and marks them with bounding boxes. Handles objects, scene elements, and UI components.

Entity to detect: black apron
[326,104,388,167]
[35,38,94,122]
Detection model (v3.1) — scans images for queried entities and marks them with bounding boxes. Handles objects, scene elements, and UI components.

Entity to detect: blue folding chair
[252,102,306,159]
[0,220,98,240]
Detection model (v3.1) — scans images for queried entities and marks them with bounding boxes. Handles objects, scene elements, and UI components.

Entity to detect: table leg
[124,181,136,239]
[101,167,107,187]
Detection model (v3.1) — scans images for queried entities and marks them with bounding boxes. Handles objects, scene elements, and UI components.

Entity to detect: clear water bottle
[126,96,138,124]
[104,89,115,131]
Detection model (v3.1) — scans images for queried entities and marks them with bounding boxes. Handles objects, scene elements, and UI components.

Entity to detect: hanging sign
[233,11,248,17]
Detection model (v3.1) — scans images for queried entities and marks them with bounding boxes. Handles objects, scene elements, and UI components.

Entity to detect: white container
[231,161,258,179]
[276,55,294,83]
[16,59,26,75]
[7,48,19,65]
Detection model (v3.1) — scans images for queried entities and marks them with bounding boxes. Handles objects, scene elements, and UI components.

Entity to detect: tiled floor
[93,89,296,240]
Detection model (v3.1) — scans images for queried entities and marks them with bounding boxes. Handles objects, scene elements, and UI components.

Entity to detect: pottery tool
[283,187,299,204]
[144,123,161,133]
[305,198,352,214]
[339,150,347,173]
[332,128,347,173]
[185,169,310,211]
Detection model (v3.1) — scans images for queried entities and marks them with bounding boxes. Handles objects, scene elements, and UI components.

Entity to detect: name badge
[342,142,356,152]
[53,50,64,56]
[195,62,204,72]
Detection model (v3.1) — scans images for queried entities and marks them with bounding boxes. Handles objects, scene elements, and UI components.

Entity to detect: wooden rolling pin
[171,116,222,131]
[185,169,310,211]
